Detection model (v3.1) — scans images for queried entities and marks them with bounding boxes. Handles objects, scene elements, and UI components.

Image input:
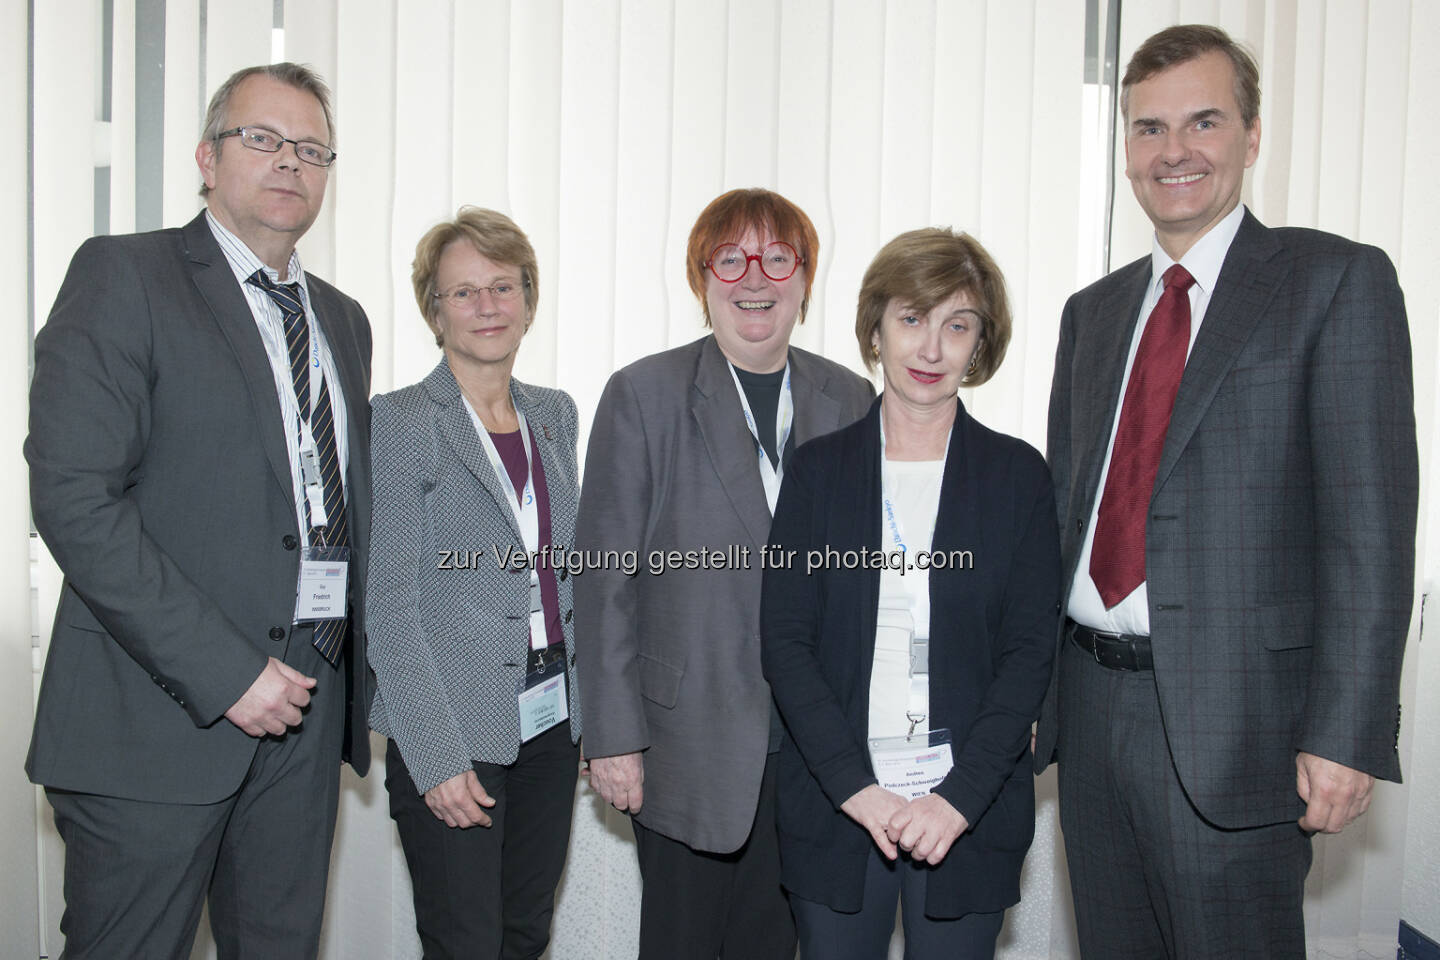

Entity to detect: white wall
[1,0,39,953]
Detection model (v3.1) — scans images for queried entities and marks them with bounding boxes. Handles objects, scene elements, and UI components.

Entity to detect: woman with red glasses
[576,188,872,959]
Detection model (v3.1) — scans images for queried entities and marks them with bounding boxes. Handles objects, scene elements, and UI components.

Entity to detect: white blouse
[869,457,945,740]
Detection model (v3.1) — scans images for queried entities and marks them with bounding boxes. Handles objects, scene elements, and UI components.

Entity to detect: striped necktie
[248,270,349,666]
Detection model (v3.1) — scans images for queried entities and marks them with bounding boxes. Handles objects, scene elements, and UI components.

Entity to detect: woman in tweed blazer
[367,207,581,960]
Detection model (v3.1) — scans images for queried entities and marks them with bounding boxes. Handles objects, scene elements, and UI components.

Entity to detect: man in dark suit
[25,62,372,958]
[1035,24,1417,959]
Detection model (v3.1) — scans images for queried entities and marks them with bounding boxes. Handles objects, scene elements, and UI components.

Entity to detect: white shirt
[207,212,351,538]
[1067,203,1245,636]
[870,458,944,740]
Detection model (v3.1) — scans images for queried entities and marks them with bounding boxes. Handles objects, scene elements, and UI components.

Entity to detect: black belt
[1068,620,1153,671]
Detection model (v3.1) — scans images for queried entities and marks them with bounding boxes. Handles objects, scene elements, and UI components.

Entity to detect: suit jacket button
[282,535,299,550]
[564,609,573,624]
[269,626,285,640]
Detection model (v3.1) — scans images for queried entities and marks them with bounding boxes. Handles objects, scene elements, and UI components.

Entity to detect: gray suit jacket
[1036,210,1418,828]
[26,212,374,803]
[367,360,582,794]
[576,334,873,853]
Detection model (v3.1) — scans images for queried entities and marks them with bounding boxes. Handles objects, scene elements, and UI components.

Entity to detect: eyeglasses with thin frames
[216,126,337,166]
[432,281,529,308]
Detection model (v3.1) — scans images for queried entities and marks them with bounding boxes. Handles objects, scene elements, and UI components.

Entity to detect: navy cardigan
[760,396,1060,916]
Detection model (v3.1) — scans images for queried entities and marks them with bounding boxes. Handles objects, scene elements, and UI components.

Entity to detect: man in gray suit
[26,63,371,958]
[577,189,873,959]
[1035,24,1417,959]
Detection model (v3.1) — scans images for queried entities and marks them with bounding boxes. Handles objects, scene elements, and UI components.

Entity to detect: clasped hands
[841,783,969,865]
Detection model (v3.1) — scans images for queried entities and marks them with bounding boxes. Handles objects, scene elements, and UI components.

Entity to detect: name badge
[529,579,547,650]
[868,728,954,800]
[296,544,350,621]
[517,662,568,742]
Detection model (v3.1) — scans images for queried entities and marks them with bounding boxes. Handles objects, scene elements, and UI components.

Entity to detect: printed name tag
[868,729,954,800]
[518,668,568,742]
[296,545,350,621]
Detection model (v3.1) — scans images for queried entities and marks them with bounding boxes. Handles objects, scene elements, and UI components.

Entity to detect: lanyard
[878,409,950,556]
[727,362,793,514]
[288,309,328,530]
[463,398,540,558]
[878,403,951,725]
[464,398,548,649]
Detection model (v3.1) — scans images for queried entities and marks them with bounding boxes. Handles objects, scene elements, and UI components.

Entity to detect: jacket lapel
[1073,258,1151,515]
[1154,211,1282,493]
[691,336,774,549]
[787,348,845,446]
[426,360,526,544]
[182,214,296,510]
[308,282,370,475]
[512,380,576,537]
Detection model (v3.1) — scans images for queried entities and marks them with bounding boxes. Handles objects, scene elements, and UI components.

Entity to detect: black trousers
[386,721,580,960]
[48,630,345,960]
[789,846,1003,960]
[1056,638,1313,960]
[632,751,795,960]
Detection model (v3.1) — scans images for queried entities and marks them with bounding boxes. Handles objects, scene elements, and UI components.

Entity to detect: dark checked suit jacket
[575,334,873,853]
[366,360,582,794]
[1034,208,1418,829]
[26,212,374,802]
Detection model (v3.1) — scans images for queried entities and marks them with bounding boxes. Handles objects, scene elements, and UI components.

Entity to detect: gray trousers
[1056,637,1312,960]
[48,629,345,960]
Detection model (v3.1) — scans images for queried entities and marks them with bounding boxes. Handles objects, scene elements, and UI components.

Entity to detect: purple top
[489,428,563,649]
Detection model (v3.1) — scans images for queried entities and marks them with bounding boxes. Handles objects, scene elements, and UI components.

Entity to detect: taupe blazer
[576,334,872,853]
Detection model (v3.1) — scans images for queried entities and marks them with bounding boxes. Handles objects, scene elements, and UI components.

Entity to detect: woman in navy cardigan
[761,228,1061,958]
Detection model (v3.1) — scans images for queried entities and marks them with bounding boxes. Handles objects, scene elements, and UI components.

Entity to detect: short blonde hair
[855,228,1011,386]
[685,189,819,325]
[411,207,539,346]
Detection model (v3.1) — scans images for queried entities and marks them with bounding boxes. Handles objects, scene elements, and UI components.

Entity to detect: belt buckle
[1089,627,1121,668]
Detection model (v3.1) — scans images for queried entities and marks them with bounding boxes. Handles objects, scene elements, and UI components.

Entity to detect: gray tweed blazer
[367,359,581,793]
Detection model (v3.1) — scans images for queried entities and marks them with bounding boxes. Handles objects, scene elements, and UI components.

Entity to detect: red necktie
[1089,264,1195,609]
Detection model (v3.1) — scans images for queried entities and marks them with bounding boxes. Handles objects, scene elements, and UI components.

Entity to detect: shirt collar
[1147,202,1245,298]
[205,209,308,297]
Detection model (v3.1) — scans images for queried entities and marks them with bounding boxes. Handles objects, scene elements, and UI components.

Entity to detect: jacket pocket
[1254,600,1314,651]
[638,653,683,709]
